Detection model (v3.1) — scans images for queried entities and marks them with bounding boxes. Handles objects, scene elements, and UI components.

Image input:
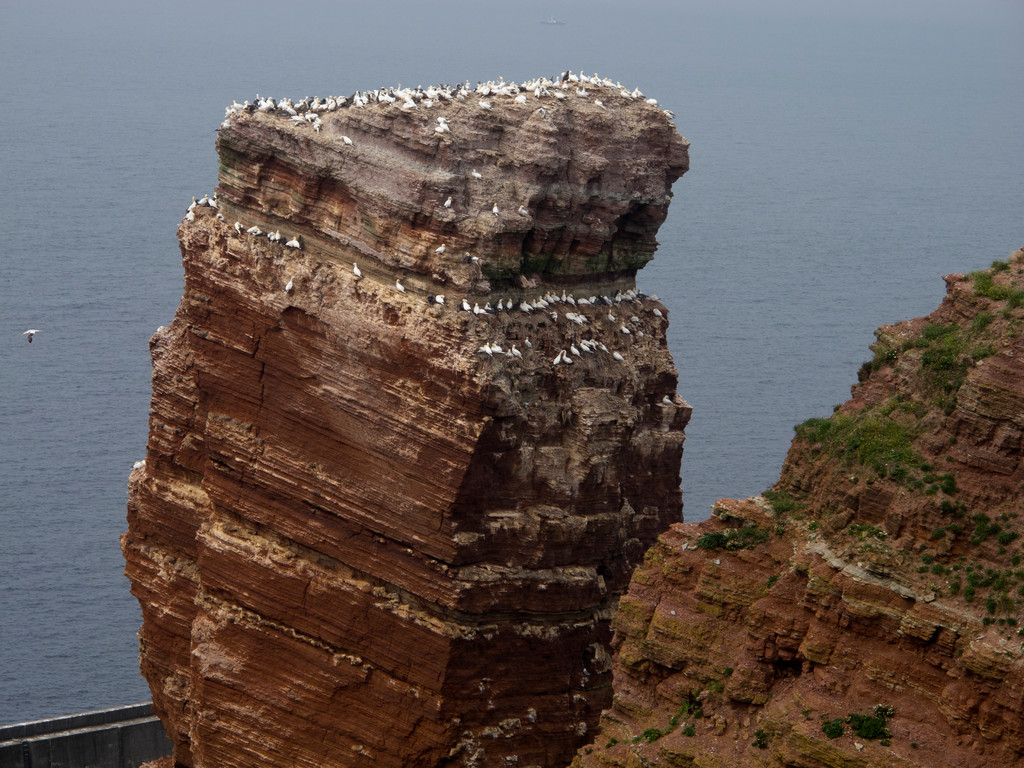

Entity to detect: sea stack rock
[574,253,1024,768]
[123,75,690,768]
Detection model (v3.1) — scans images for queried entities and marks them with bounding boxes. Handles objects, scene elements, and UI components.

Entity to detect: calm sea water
[1,0,1020,725]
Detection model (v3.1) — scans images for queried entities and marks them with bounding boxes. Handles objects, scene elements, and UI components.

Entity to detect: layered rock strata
[123,75,690,768]
[575,252,1024,768]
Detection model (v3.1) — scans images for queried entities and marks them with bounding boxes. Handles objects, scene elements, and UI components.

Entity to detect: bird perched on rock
[353,263,362,278]
[343,135,354,146]
[444,196,452,208]
[395,280,406,293]
[23,329,40,343]
[285,237,301,249]
[518,205,529,216]
[435,243,446,254]
[492,203,499,216]
[285,278,294,293]
[471,170,483,179]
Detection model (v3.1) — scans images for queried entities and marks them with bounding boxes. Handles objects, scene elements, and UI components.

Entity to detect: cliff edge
[574,251,1024,767]
[123,74,690,768]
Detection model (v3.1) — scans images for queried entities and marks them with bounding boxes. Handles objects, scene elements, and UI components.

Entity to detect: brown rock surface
[122,75,690,768]
[574,252,1024,768]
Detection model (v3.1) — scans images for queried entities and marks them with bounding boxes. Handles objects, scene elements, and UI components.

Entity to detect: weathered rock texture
[573,252,1024,768]
[123,76,690,768]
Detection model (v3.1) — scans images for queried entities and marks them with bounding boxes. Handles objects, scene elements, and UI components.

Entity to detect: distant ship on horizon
[541,16,566,25]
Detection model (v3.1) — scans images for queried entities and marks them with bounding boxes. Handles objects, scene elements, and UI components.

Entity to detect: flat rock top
[216,74,689,288]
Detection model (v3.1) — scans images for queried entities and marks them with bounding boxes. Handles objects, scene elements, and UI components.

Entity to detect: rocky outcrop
[574,252,1024,768]
[122,75,690,768]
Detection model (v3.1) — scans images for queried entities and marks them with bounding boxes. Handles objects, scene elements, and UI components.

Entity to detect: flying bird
[23,329,40,343]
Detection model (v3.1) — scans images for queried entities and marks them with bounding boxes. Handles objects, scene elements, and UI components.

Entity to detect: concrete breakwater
[0,703,171,768]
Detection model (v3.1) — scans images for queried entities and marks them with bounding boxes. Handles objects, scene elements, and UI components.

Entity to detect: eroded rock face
[575,253,1024,768]
[123,75,690,768]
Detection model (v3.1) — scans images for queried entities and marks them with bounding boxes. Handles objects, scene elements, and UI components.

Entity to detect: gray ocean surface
[0,0,1021,725]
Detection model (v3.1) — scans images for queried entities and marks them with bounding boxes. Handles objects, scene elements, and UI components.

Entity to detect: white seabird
[285,278,294,293]
[435,243,446,254]
[23,329,40,343]
[343,135,354,146]
[492,203,500,216]
[471,170,483,179]
[353,263,362,278]
[612,351,625,361]
[444,196,453,208]
[395,280,406,293]
[518,206,529,216]
[662,395,673,405]
[285,237,301,249]
[132,460,145,470]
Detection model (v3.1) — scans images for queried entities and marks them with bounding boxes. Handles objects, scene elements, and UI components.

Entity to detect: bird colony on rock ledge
[123,72,691,768]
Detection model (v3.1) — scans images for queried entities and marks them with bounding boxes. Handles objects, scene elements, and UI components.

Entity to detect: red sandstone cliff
[123,75,690,768]
[574,252,1024,768]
